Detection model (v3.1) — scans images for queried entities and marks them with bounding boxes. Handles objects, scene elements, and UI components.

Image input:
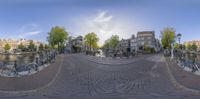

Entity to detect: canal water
[184,52,200,62]
[0,53,38,66]
[175,51,200,67]
[0,51,50,67]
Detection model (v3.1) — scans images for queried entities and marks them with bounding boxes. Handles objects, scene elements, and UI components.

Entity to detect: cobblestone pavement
[82,54,151,65]
[0,54,199,99]
[0,55,63,91]
[166,57,200,91]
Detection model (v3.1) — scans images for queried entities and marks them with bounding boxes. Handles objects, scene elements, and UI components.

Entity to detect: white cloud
[73,10,151,46]
[25,31,40,35]
[18,24,41,38]
[86,11,117,45]
[19,24,39,32]
[93,11,113,23]
[19,31,41,38]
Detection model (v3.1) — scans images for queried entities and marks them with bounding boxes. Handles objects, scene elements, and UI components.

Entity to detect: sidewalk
[0,55,63,92]
[81,54,151,65]
[166,57,200,90]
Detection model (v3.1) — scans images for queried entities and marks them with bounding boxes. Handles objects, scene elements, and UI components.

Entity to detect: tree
[174,43,179,49]
[103,39,110,49]
[17,43,25,50]
[161,27,176,49]
[103,35,120,49]
[4,43,11,52]
[39,44,44,51]
[109,35,120,49]
[44,44,49,49]
[186,44,192,50]
[47,26,68,52]
[182,44,186,50]
[84,32,99,51]
[28,40,36,50]
[191,43,197,51]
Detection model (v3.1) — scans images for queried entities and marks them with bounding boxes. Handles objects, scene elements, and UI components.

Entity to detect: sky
[0,0,200,45]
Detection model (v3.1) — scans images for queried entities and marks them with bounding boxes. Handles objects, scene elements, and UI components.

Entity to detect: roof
[137,31,155,37]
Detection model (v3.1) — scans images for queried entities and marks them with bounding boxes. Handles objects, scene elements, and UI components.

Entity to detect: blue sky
[0,0,200,45]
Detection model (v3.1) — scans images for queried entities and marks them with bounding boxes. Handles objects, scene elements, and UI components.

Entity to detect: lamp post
[177,33,182,45]
[177,33,182,54]
[171,43,174,60]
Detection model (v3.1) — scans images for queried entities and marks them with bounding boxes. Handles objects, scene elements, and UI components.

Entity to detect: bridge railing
[173,50,200,72]
[0,50,57,73]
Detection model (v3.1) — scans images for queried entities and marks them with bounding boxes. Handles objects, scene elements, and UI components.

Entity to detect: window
[148,41,151,45]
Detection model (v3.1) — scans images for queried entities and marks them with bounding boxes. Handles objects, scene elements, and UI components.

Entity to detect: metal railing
[0,50,57,74]
[173,50,200,72]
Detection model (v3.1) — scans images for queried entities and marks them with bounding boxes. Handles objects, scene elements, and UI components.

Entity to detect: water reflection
[0,53,38,65]
[177,51,200,64]
[187,53,199,61]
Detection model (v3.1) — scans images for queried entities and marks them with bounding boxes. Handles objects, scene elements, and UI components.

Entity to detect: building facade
[0,38,42,52]
[130,34,137,52]
[117,39,131,53]
[130,31,161,52]
[137,31,156,50]
[65,36,84,53]
[184,40,200,50]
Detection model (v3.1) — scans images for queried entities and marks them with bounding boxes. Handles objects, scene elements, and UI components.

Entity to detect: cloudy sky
[0,0,200,45]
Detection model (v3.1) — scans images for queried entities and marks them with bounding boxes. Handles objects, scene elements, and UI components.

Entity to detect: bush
[150,48,155,53]
[144,46,155,54]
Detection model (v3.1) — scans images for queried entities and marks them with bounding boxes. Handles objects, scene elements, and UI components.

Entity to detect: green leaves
[186,43,197,51]
[174,43,179,49]
[44,44,49,49]
[28,40,36,50]
[17,43,25,49]
[84,32,99,50]
[103,35,120,49]
[39,43,44,51]
[191,43,198,51]
[47,26,68,51]
[4,43,11,51]
[161,27,176,49]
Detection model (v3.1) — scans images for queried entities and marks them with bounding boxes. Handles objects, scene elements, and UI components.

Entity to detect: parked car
[164,49,171,56]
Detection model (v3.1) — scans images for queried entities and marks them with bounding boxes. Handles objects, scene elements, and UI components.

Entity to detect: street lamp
[177,33,182,45]
[171,43,174,60]
[171,33,182,60]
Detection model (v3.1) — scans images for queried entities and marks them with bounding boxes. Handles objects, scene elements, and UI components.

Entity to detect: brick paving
[82,54,151,65]
[0,55,63,91]
[30,54,192,99]
[166,57,200,90]
[0,54,199,99]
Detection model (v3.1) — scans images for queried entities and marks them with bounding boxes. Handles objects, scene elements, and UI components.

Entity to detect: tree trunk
[58,42,60,53]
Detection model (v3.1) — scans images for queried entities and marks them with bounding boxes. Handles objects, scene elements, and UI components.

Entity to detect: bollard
[14,60,18,75]
[14,60,17,70]
[36,57,39,64]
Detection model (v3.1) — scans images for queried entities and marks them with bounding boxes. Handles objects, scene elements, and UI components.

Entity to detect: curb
[0,55,64,94]
[85,55,148,66]
[165,57,200,94]
[87,59,140,66]
[86,54,154,66]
